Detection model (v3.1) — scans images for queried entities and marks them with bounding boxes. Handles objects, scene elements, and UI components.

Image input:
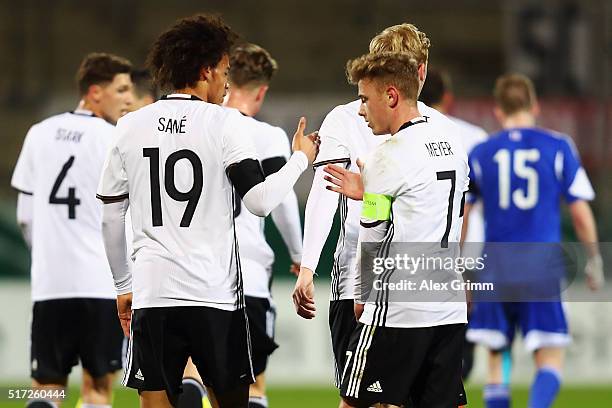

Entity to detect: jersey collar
[70,108,96,117]
[398,116,429,132]
[161,93,203,101]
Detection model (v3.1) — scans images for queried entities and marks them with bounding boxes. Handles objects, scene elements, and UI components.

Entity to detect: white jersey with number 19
[97,94,261,311]
[11,109,116,301]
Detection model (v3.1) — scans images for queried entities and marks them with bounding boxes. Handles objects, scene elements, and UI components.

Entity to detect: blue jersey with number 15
[468,127,594,242]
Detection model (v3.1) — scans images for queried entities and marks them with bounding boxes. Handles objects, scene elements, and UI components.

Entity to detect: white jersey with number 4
[97,94,260,310]
[358,115,469,328]
[11,109,116,301]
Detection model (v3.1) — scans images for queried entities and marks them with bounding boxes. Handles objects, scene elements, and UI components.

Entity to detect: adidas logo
[135,369,145,381]
[367,381,383,393]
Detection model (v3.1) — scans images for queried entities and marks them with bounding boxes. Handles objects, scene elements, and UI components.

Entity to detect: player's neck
[432,103,447,114]
[79,99,102,117]
[390,103,422,135]
[502,111,536,129]
[225,88,260,117]
[174,84,208,102]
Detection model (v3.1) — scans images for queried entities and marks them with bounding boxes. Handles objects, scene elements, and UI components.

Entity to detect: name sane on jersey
[158,116,187,134]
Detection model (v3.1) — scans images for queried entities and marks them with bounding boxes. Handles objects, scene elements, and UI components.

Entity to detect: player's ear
[199,66,212,82]
[493,106,505,124]
[87,84,103,103]
[418,63,427,82]
[255,85,269,103]
[387,86,399,108]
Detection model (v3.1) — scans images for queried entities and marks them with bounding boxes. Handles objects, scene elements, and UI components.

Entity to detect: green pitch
[3,385,611,407]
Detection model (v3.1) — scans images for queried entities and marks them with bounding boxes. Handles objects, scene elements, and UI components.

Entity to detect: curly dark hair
[147,14,238,90]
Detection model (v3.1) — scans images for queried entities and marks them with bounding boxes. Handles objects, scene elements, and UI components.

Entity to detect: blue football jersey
[468,127,594,242]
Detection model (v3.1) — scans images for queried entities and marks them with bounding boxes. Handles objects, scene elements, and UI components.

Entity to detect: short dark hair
[147,14,238,90]
[131,69,158,100]
[229,43,278,88]
[494,73,537,115]
[419,68,451,106]
[76,53,132,95]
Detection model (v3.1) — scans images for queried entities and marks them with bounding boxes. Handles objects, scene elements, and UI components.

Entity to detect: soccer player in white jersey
[11,53,133,408]
[292,23,464,406]
[96,15,318,408]
[179,43,304,408]
[335,50,469,407]
[419,67,489,380]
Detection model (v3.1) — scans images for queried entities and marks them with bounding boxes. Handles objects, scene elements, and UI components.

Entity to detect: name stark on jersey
[158,116,187,134]
[55,128,83,143]
[425,141,454,157]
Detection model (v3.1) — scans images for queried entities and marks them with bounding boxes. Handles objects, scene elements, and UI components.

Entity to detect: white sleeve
[242,152,308,217]
[16,193,33,248]
[101,199,132,295]
[222,111,259,169]
[301,108,353,272]
[11,126,37,195]
[97,132,129,201]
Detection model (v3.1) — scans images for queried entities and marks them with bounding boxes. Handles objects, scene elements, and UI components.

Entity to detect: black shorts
[31,298,124,382]
[245,296,278,376]
[329,299,359,388]
[123,306,254,398]
[340,323,467,408]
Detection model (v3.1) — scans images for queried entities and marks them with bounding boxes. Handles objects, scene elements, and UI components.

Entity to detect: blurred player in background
[419,68,489,381]
[293,23,465,407]
[97,14,318,408]
[131,69,159,110]
[180,43,303,408]
[465,74,604,408]
[11,52,133,408]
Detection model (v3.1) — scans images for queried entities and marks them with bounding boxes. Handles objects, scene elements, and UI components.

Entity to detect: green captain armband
[362,192,393,220]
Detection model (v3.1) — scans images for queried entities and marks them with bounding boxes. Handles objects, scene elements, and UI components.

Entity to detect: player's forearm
[241,152,308,217]
[301,168,342,272]
[101,199,132,295]
[270,190,303,263]
[569,200,600,257]
[16,193,33,248]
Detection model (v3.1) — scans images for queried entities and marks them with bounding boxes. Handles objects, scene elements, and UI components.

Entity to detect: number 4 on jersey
[49,156,81,219]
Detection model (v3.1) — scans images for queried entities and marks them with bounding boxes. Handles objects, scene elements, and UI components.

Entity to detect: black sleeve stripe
[459,191,466,217]
[261,156,287,177]
[96,193,129,203]
[13,188,33,195]
[227,158,265,199]
[312,157,351,169]
[468,179,479,197]
[360,220,387,228]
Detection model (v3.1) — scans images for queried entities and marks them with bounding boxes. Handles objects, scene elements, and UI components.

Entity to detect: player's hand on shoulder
[323,162,364,201]
[116,292,133,337]
[585,253,605,291]
[292,117,320,163]
[292,266,316,319]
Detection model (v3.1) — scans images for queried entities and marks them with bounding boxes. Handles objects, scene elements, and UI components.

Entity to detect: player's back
[234,118,290,298]
[11,110,116,301]
[112,94,254,309]
[469,127,594,242]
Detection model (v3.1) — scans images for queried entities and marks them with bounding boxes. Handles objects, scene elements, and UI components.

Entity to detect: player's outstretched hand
[292,267,316,319]
[116,292,133,337]
[324,159,364,200]
[585,253,605,291]
[292,117,320,164]
[289,262,301,277]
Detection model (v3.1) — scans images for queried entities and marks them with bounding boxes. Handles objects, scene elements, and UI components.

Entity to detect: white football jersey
[234,118,296,299]
[358,116,469,328]
[302,100,454,301]
[11,109,116,301]
[450,115,487,258]
[97,94,259,310]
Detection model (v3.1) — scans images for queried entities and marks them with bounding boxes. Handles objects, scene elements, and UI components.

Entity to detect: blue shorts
[466,301,570,352]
